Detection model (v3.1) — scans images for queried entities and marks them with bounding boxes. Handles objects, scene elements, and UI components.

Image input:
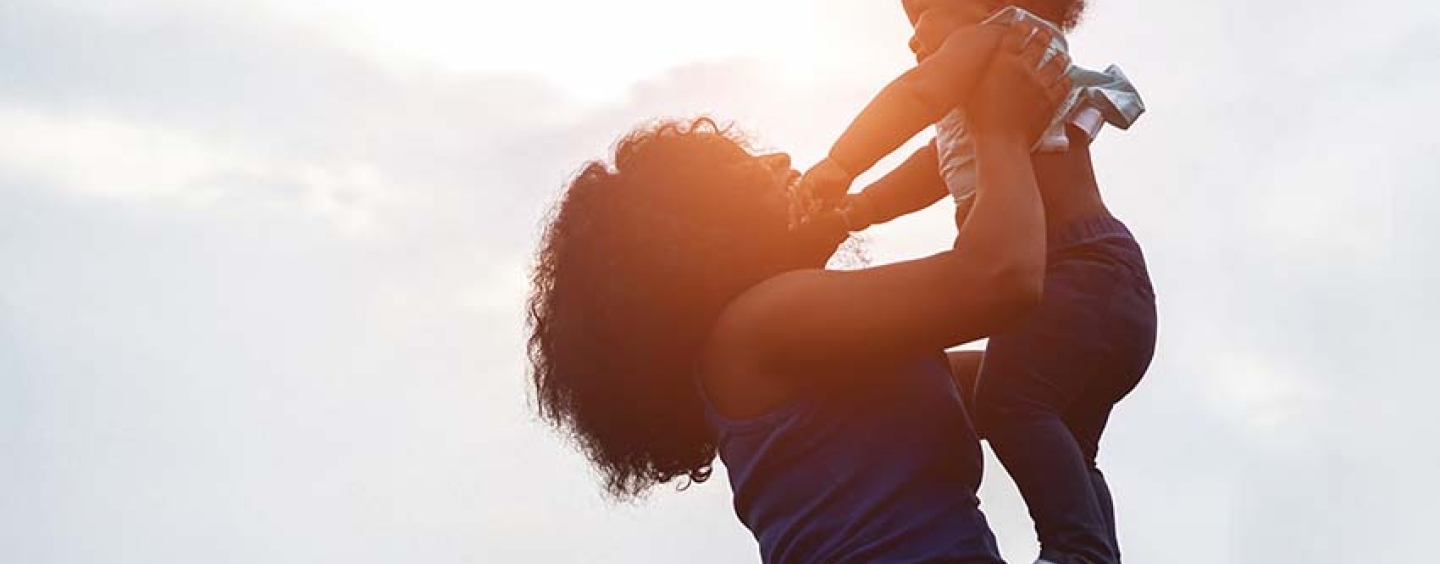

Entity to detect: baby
[798,2,1157,564]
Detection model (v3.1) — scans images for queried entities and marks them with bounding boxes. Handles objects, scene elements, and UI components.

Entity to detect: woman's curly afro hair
[527,117,800,500]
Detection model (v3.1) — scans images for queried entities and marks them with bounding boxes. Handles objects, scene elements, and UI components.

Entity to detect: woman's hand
[968,23,1074,146]
[909,9,963,62]
[908,5,992,62]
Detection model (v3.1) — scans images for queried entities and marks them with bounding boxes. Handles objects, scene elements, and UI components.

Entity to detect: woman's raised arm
[710,24,1073,377]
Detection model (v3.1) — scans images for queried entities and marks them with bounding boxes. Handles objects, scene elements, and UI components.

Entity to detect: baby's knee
[972,389,1057,437]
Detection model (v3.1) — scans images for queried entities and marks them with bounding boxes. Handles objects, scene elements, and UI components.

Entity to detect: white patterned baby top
[936,6,1146,203]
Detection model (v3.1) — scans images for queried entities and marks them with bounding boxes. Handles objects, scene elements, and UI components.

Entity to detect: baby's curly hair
[527,117,800,499]
[905,0,1089,31]
[1018,0,1088,30]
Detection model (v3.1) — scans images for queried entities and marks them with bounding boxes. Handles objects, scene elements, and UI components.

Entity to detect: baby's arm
[802,24,1007,204]
[841,140,948,230]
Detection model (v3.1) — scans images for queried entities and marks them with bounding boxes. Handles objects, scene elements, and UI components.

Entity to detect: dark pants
[971,216,1157,564]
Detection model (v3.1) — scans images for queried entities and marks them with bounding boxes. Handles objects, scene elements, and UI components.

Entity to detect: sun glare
[253,0,828,103]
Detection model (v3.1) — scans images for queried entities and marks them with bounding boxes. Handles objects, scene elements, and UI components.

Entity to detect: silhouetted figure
[529,22,1070,564]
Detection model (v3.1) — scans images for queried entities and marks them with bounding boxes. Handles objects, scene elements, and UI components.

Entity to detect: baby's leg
[1063,390,1123,560]
[974,257,1120,564]
[1059,236,1156,559]
[973,217,1155,564]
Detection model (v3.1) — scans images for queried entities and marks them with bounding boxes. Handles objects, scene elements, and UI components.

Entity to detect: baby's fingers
[797,170,839,207]
[794,176,821,204]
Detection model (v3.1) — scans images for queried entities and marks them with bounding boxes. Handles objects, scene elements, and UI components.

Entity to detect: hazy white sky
[3,1,1438,563]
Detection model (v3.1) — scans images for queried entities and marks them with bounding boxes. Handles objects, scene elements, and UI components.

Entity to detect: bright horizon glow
[252,0,836,103]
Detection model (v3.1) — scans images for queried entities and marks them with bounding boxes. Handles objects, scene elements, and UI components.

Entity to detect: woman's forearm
[953,133,1046,302]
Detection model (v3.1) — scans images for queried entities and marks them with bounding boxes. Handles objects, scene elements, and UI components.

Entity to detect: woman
[527,23,1069,564]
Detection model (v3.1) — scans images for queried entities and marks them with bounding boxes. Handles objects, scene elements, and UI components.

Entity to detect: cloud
[0,106,404,235]
[0,2,837,563]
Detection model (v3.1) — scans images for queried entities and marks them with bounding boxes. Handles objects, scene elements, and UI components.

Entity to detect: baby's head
[902,0,1088,31]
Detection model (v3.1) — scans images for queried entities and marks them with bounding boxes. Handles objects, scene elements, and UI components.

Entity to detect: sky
[2,0,1438,563]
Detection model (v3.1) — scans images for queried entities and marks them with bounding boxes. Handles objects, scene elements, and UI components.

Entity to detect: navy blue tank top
[700,354,1003,564]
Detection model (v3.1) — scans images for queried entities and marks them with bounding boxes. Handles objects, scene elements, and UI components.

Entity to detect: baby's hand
[796,157,855,209]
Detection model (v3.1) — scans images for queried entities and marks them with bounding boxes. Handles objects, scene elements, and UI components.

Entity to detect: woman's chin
[788,222,854,270]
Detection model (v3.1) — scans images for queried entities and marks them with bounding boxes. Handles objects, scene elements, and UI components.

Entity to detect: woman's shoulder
[699,270,828,420]
[705,266,833,359]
